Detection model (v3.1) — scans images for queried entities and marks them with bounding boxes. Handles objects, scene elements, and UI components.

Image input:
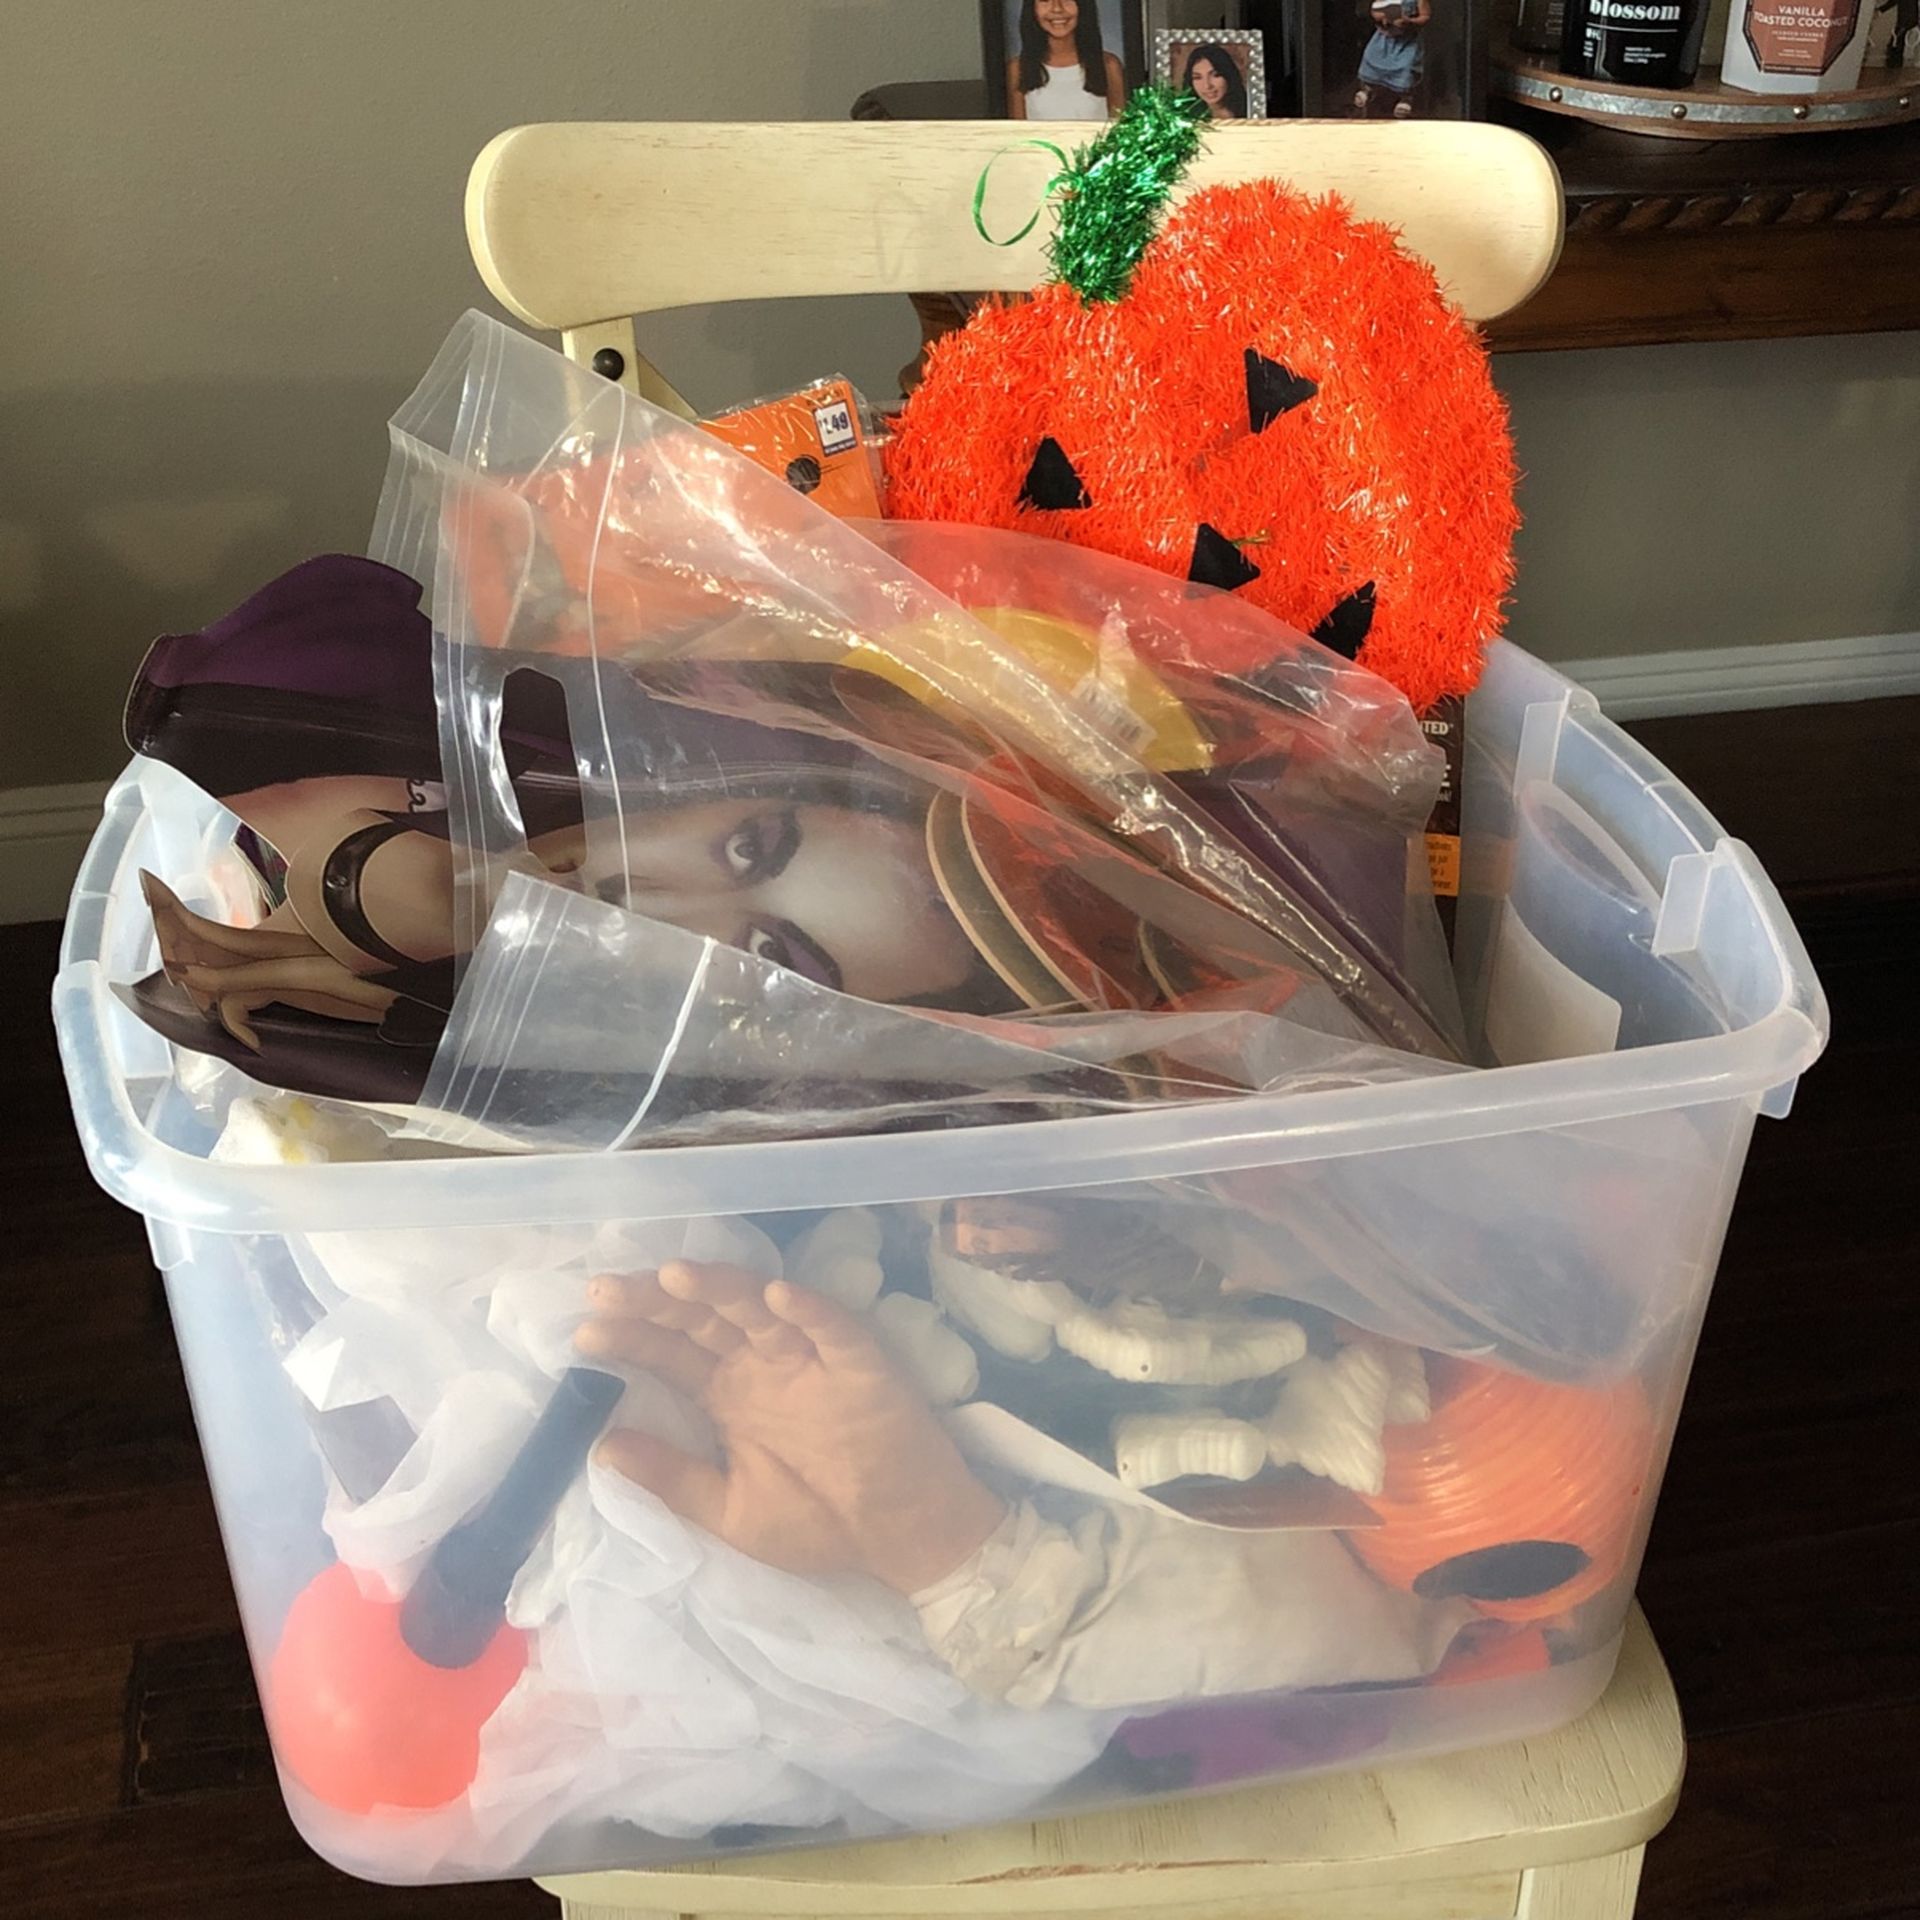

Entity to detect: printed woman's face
[532,798,978,1006]
[1190,57,1228,105]
[1036,0,1079,40]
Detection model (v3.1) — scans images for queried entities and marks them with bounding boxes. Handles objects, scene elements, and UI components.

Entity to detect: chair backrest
[466,119,1562,415]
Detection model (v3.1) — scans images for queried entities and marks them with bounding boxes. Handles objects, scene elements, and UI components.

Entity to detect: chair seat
[540,1605,1682,1920]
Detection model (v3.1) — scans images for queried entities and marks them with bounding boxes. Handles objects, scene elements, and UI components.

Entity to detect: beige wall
[0,0,978,791]
[1497,332,1920,663]
[3,0,1917,793]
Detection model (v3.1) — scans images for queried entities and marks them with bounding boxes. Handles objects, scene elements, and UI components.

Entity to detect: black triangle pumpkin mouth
[1188,523,1263,592]
[1245,349,1318,433]
[1312,581,1377,659]
[1019,437,1092,511]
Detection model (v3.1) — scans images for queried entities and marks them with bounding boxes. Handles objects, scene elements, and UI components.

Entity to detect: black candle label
[1584,0,1686,65]
[1566,0,1703,82]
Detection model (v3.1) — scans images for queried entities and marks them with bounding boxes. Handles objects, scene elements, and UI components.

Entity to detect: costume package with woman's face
[130,312,1471,1138]
[371,314,1465,1116]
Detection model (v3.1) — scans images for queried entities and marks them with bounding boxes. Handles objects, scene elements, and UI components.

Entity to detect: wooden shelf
[851,80,1920,359]
[1494,48,1916,140]
[1484,103,1920,348]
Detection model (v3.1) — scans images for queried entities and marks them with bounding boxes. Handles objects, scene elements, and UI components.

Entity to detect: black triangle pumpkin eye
[1312,581,1377,659]
[1188,523,1263,592]
[1245,349,1317,434]
[1019,437,1092,511]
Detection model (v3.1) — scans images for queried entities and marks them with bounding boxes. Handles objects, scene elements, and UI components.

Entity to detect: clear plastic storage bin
[52,642,1826,1886]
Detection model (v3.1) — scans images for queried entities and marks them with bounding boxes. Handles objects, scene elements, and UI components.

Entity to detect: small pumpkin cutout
[886,93,1519,714]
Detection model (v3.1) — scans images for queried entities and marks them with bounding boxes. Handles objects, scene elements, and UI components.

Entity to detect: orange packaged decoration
[447,428,880,661]
[449,445,753,658]
[1347,1357,1655,1624]
[886,92,1518,715]
[450,381,879,664]
[702,378,885,521]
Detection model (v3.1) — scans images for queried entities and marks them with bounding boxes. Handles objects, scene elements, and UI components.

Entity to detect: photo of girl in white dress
[1002,0,1129,120]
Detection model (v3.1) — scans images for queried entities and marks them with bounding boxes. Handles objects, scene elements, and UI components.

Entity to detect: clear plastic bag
[371,313,1464,1066]
[863,519,1460,1038]
[414,870,1453,1153]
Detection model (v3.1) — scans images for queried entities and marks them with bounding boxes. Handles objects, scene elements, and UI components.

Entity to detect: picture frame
[1154,25,1271,117]
[1139,0,1251,50]
[981,1,1149,118]
[1236,0,1309,112]
[1299,0,1487,118]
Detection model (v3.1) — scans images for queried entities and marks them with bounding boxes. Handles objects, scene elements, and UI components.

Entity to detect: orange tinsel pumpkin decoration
[887,99,1518,715]
[1349,1357,1656,1625]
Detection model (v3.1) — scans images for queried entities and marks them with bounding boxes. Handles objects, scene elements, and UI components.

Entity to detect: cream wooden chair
[462,117,1679,1920]
[466,117,1565,416]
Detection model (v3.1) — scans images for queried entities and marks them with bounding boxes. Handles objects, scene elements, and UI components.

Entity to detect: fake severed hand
[576,1261,1004,1594]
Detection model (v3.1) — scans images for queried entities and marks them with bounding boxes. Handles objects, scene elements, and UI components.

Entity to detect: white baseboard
[1,780,112,928]
[1555,630,1920,722]
[3,631,1916,924]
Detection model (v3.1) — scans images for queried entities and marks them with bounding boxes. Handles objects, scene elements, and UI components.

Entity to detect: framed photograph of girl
[1315,0,1485,119]
[983,0,1142,120]
[1154,27,1269,118]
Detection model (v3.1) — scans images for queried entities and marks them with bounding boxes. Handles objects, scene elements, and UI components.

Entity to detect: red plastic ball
[263,1562,528,1814]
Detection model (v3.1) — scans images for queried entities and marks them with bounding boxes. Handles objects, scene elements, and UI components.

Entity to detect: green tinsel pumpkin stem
[1050,87,1208,305]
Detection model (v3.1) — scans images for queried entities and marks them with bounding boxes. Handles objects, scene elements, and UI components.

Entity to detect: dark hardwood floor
[3,700,1916,1918]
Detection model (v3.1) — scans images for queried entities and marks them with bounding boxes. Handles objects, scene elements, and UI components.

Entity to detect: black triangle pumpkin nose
[1188,524,1263,592]
[1245,350,1318,433]
[1312,581,1377,658]
[1019,437,1092,511]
